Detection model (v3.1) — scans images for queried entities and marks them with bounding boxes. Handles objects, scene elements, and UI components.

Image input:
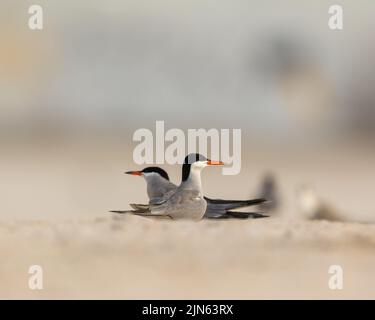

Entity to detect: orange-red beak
[125,171,142,176]
[207,160,224,166]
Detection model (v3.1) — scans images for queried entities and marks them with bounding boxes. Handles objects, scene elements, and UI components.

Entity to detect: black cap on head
[141,167,170,181]
[182,153,207,181]
[184,153,207,164]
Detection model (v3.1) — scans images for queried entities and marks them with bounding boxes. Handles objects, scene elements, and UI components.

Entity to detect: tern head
[125,167,170,181]
[182,153,224,181]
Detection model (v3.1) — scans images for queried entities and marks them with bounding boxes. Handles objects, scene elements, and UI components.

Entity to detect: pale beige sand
[1,140,374,299]
[1,215,375,299]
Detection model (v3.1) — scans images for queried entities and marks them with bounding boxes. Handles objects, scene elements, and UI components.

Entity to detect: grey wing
[109,207,150,215]
[151,189,204,218]
[204,197,267,218]
[130,203,150,210]
[223,211,269,219]
[204,209,269,220]
[120,191,177,218]
[109,210,134,214]
[149,188,176,205]
[149,197,167,206]
[109,208,173,219]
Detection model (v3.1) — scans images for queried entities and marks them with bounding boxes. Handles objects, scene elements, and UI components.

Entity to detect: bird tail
[129,203,150,210]
[226,211,269,219]
[109,207,173,219]
[109,205,151,215]
[204,197,267,210]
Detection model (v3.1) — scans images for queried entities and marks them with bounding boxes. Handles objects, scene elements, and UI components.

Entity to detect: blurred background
[1,0,375,220]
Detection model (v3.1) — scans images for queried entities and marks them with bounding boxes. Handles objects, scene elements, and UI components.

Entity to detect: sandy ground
[1,215,375,299]
[1,140,375,299]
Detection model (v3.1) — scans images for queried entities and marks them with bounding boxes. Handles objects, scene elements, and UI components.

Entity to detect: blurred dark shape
[343,45,375,136]
[250,33,314,80]
[257,173,279,213]
[296,185,343,222]
[250,32,336,137]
